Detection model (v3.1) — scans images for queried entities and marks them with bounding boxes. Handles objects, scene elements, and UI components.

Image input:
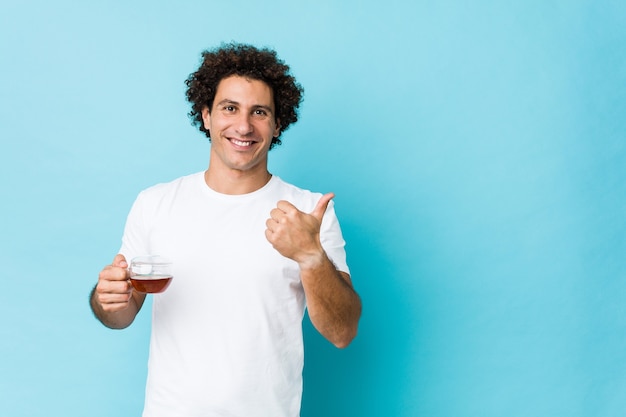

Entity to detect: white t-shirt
[119,172,349,417]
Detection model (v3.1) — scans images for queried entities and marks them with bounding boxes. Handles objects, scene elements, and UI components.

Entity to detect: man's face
[202,75,280,175]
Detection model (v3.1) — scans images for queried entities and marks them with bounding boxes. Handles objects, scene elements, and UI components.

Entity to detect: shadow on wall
[301,215,421,417]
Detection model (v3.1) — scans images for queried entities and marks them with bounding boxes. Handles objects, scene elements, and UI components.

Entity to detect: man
[90,42,361,416]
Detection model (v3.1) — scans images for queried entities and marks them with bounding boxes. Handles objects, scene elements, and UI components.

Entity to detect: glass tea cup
[129,255,173,294]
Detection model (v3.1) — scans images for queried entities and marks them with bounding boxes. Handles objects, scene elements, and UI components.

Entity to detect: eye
[254,109,268,116]
[224,105,236,112]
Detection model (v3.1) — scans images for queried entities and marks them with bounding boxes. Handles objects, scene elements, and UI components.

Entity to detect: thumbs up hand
[265,193,335,267]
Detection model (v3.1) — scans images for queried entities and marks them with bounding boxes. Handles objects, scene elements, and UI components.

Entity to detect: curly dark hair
[185,42,304,149]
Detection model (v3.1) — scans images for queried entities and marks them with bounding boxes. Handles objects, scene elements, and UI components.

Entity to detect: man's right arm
[90,254,146,329]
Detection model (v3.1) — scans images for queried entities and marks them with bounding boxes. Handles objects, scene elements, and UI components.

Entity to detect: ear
[201,106,211,130]
[273,118,281,138]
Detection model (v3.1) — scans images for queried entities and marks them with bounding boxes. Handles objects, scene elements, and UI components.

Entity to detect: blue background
[1,1,625,416]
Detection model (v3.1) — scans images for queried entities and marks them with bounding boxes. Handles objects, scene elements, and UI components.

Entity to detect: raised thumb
[311,192,335,221]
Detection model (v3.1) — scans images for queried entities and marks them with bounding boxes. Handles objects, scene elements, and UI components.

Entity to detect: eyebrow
[216,99,239,107]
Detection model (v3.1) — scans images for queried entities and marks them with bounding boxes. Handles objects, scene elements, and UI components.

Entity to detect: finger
[99,264,129,282]
[311,193,335,221]
[97,278,132,295]
[269,208,285,222]
[112,254,128,269]
[276,200,297,213]
[265,218,279,232]
[100,300,132,313]
[99,291,132,305]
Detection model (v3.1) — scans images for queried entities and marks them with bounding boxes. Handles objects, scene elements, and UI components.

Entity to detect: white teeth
[232,139,252,146]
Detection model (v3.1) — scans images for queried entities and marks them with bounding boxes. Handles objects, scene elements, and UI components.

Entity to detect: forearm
[300,253,362,348]
[89,286,142,329]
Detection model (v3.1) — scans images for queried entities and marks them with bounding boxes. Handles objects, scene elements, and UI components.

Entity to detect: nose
[234,113,254,136]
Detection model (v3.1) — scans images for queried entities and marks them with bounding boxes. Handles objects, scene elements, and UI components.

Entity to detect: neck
[204,166,272,195]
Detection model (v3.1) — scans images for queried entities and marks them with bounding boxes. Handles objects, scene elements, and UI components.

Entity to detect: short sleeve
[119,191,151,262]
[320,200,350,275]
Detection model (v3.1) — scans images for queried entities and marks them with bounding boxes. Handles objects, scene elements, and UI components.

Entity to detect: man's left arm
[266,193,362,348]
[299,253,361,348]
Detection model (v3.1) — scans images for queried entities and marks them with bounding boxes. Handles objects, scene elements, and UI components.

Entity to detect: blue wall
[1,1,625,416]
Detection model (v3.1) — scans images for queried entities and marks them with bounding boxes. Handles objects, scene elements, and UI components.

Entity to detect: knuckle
[98,268,109,280]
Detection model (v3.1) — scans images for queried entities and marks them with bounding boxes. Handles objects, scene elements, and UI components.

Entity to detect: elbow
[331,326,359,349]
[333,339,353,349]
[332,300,362,349]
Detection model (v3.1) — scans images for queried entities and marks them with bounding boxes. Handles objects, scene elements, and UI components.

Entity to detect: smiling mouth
[230,138,254,147]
